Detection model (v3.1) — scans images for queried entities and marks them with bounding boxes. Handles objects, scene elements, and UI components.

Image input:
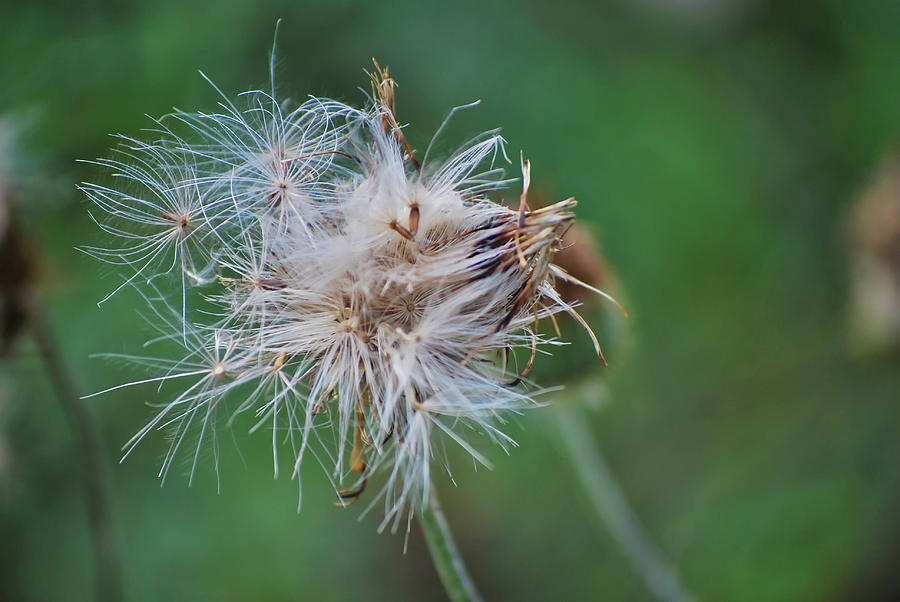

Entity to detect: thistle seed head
[83,58,613,530]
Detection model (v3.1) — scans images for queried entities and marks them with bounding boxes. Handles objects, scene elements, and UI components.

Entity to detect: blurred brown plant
[0,173,35,355]
[0,122,124,602]
[847,151,900,354]
[529,187,619,310]
[554,222,615,308]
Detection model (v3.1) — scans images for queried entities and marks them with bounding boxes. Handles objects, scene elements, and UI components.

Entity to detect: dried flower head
[83,57,613,530]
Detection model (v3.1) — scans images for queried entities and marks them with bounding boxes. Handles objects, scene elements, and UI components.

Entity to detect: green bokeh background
[2,1,899,600]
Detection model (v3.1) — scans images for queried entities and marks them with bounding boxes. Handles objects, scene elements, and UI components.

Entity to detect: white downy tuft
[84,59,612,529]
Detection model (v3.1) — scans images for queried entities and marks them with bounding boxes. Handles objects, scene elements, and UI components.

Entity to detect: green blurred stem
[29,297,124,602]
[557,402,693,602]
[419,483,483,602]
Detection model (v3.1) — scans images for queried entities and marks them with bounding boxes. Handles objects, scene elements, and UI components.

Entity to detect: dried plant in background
[0,120,123,602]
[847,151,900,355]
[532,209,691,602]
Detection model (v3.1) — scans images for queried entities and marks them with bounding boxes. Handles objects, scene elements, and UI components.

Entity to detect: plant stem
[29,297,125,602]
[418,483,483,602]
[557,402,693,602]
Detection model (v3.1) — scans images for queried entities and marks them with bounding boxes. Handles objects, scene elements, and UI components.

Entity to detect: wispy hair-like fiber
[83,57,611,531]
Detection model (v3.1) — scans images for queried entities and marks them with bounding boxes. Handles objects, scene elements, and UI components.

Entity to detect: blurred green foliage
[1,0,899,600]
